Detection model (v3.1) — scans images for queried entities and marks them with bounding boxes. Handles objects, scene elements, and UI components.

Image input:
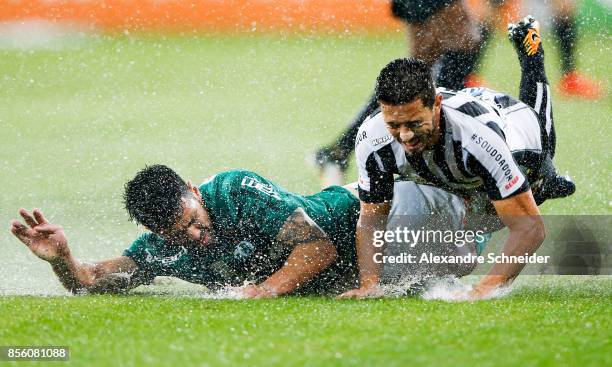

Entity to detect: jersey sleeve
[463,126,530,200]
[122,233,165,285]
[356,133,395,204]
[216,170,299,241]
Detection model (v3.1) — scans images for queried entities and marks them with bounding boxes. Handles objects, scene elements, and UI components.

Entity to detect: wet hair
[375,58,436,107]
[123,164,191,232]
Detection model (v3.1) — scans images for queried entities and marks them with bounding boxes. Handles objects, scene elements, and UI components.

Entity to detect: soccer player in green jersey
[10,165,360,297]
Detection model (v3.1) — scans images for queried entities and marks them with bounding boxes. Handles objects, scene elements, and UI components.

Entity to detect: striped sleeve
[355,119,396,204]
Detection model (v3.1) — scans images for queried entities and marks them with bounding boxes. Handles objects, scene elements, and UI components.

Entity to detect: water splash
[421,276,512,302]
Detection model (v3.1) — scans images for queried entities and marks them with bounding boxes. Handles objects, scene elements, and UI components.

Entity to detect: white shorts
[382,181,479,282]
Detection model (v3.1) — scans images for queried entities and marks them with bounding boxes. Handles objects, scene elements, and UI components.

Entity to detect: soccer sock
[552,15,577,74]
[518,46,548,110]
[435,50,479,90]
[332,92,379,157]
[517,42,556,158]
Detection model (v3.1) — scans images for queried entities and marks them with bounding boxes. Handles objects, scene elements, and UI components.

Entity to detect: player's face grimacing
[159,193,215,249]
[381,94,442,155]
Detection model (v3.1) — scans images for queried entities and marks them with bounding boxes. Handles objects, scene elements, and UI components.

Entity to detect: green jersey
[123,170,360,292]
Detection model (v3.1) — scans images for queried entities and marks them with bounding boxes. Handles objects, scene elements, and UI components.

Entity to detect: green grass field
[1,277,611,367]
[0,29,610,366]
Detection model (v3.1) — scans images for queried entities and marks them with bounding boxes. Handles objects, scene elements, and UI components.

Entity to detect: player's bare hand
[447,289,470,301]
[238,284,278,299]
[466,284,495,301]
[10,209,70,262]
[337,285,384,299]
[448,284,495,301]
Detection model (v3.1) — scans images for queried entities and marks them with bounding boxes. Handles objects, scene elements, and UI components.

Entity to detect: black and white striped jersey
[356,87,552,204]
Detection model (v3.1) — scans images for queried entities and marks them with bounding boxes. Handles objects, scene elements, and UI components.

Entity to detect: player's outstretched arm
[10,208,139,294]
[470,191,545,299]
[338,201,390,299]
[240,208,338,298]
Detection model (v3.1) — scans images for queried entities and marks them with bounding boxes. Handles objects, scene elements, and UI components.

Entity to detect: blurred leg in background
[464,0,522,87]
[552,0,604,99]
[471,0,605,98]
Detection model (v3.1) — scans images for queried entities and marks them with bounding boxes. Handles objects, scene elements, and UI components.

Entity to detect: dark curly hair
[123,164,191,232]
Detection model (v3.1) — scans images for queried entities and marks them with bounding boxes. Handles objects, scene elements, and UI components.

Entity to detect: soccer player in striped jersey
[340,16,575,300]
[312,0,484,187]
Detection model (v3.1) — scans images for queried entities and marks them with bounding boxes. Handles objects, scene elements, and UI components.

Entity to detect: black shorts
[391,0,457,24]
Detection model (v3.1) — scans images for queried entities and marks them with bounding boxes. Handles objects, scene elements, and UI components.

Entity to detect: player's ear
[187,180,202,200]
[434,94,443,109]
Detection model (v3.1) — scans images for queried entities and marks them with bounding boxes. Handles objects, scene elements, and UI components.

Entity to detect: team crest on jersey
[241,176,281,200]
[233,240,256,261]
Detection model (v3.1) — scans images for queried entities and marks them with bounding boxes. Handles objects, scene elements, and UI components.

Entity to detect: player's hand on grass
[447,289,470,301]
[449,284,496,301]
[466,283,497,301]
[10,208,70,262]
[238,284,278,299]
[337,285,384,299]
